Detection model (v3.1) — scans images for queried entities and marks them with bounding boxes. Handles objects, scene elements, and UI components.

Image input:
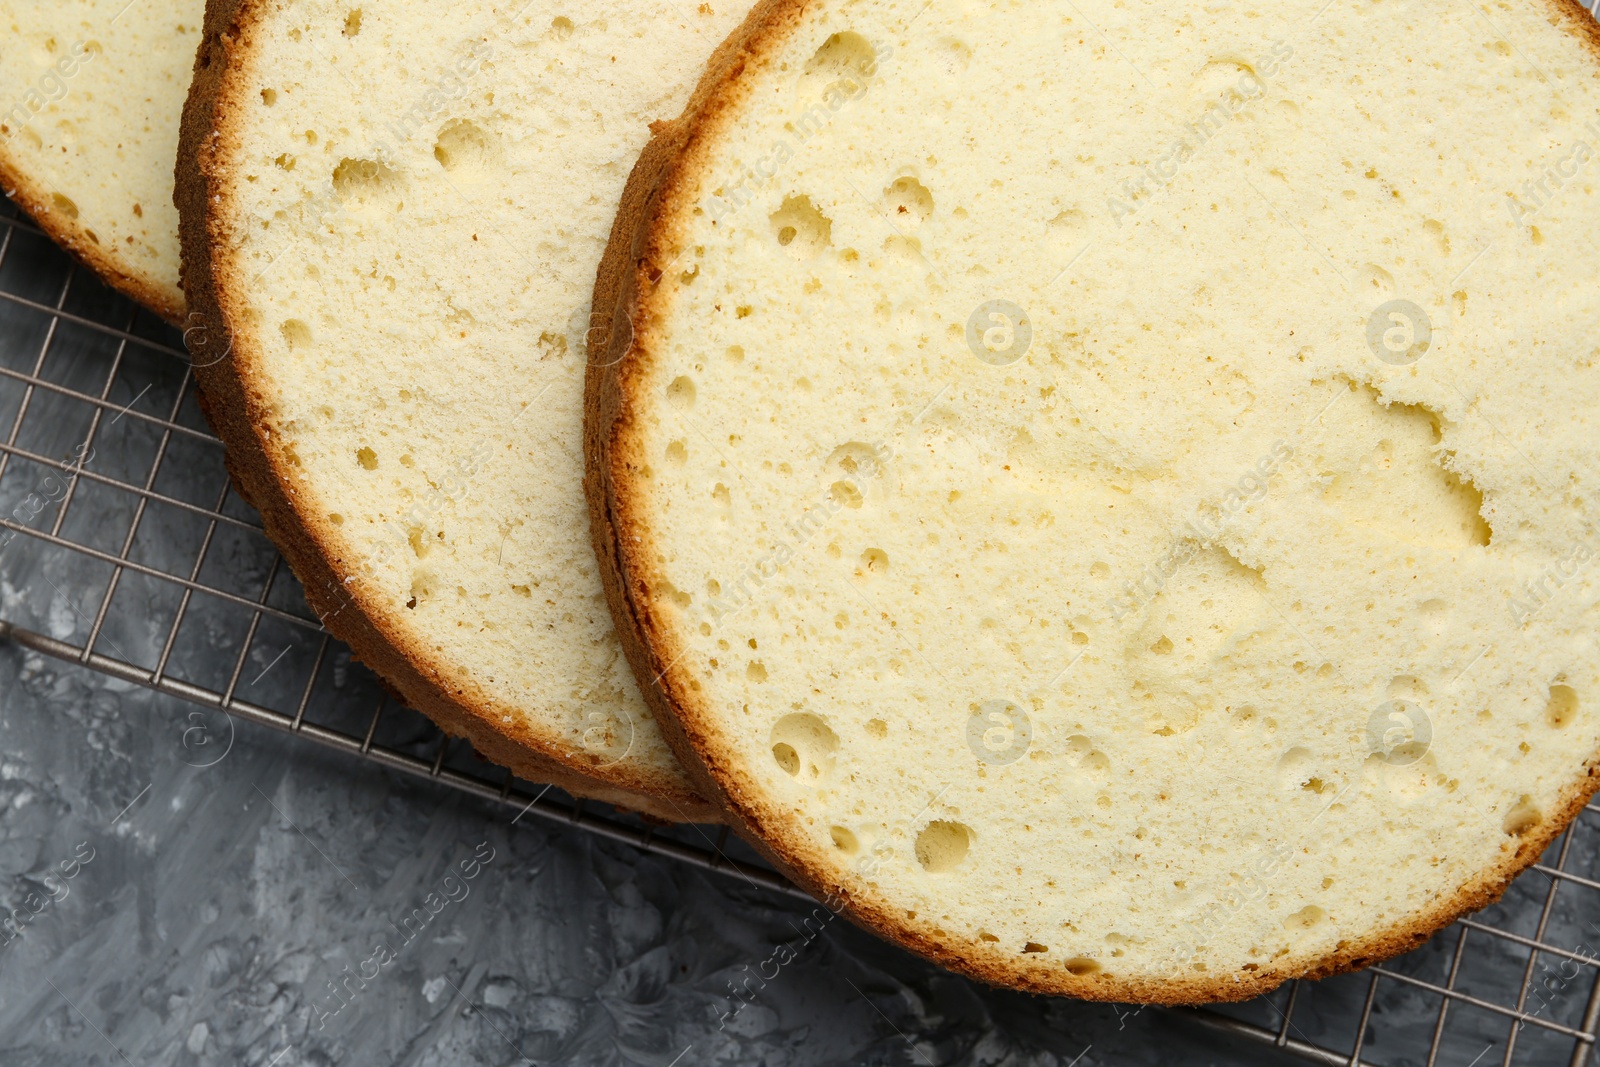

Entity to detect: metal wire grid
[0,193,1597,1067]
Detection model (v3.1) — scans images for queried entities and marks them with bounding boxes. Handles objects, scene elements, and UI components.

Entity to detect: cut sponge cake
[0,1,200,321]
[177,0,756,821]
[590,0,1600,998]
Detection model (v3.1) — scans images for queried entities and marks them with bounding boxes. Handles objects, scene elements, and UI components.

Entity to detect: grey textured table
[0,197,1596,1067]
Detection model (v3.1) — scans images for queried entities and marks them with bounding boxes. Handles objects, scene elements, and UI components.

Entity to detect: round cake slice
[177,0,758,821]
[590,0,1600,997]
[0,0,203,322]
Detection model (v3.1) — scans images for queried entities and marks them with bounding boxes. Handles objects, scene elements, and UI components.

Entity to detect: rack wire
[1,190,1598,1066]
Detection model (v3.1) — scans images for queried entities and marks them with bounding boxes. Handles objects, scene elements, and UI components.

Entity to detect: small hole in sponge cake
[280,319,313,350]
[914,820,971,872]
[331,157,401,205]
[666,375,696,409]
[830,481,862,508]
[882,176,933,226]
[1547,683,1579,728]
[772,742,799,775]
[799,31,876,101]
[770,713,838,782]
[768,194,831,258]
[1503,795,1542,836]
[434,120,499,176]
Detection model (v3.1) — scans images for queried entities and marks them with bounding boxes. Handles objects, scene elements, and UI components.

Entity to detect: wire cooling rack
[2,191,1599,1067]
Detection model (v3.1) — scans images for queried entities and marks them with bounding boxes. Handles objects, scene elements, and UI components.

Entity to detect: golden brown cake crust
[585,0,1600,1003]
[175,0,719,824]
